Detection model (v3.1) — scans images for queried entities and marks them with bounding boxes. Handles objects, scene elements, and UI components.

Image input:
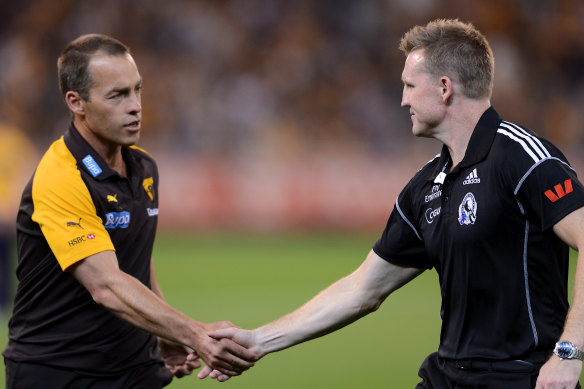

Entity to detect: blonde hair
[399,19,494,99]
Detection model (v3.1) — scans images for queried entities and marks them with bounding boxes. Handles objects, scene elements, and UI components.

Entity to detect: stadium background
[1,0,583,387]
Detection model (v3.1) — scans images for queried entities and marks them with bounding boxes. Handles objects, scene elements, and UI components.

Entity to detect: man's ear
[440,76,453,105]
[65,91,85,115]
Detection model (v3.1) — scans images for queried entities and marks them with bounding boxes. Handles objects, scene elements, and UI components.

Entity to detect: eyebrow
[108,79,142,95]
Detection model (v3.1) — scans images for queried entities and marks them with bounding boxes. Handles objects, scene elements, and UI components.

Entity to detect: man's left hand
[535,355,581,389]
[159,338,202,378]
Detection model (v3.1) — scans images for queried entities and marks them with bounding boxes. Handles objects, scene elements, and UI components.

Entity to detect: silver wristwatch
[554,341,584,361]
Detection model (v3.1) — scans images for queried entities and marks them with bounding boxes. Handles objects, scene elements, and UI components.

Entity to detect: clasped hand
[197,326,261,382]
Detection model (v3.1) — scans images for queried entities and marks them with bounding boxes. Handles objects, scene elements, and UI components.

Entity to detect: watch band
[573,347,584,361]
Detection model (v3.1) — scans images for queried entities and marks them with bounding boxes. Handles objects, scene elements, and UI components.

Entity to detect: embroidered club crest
[458,192,477,225]
[143,177,155,201]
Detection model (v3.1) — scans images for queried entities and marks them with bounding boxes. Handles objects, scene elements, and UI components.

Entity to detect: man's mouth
[124,120,141,131]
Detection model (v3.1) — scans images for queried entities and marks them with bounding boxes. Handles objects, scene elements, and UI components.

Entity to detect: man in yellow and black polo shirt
[2,34,257,389]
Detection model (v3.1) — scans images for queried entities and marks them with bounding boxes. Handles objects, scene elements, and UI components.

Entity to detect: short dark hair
[57,34,130,100]
[399,19,494,99]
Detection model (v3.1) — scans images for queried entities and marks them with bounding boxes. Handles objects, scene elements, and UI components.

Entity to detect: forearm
[535,210,584,388]
[254,274,376,355]
[253,251,422,356]
[71,251,257,375]
[553,209,584,348]
[94,268,203,347]
[558,250,584,348]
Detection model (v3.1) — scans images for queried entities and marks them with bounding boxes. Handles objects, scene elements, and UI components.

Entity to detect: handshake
[157,250,401,383]
[159,321,262,383]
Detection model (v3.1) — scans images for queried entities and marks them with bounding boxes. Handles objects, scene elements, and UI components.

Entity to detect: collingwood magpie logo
[463,168,480,185]
[458,193,478,225]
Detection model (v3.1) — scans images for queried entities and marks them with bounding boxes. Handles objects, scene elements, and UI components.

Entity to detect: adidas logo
[463,168,481,185]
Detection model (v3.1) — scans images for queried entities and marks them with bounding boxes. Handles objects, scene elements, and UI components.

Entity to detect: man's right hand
[193,322,259,378]
[197,326,263,382]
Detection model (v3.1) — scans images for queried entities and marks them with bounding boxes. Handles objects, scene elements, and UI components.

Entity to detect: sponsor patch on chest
[425,185,442,203]
[104,211,131,229]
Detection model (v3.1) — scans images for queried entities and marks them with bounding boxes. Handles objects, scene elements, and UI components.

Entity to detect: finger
[164,355,187,365]
[216,320,235,329]
[209,366,242,377]
[167,365,181,378]
[174,365,194,378]
[208,369,232,382]
[187,359,202,369]
[171,368,185,379]
[210,356,252,375]
[219,338,259,363]
[208,327,238,340]
[197,365,213,379]
[200,365,240,380]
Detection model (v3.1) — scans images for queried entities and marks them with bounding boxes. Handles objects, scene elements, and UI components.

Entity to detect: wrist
[554,341,584,361]
[253,326,291,357]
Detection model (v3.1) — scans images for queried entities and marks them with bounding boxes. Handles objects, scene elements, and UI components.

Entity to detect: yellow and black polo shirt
[4,123,162,374]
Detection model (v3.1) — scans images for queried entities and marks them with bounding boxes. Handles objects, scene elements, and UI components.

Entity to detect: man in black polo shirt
[2,34,257,388]
[204,19,584,388]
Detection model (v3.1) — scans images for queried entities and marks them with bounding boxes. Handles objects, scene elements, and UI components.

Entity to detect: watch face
[556,342,575,359]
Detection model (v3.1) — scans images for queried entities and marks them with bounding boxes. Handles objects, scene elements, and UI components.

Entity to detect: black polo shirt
[4,124,161,375]
[374,107,584,360]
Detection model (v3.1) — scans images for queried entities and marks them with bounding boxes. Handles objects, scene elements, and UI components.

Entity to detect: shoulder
[399,153,441,205]
[408,153,441,186]
[495,121,563,163]
[34,137,83,190]
[129,144,153,158]
[493,121,570,171]
[128,145,158,173]
[31,137,97,226]
[493,120,573,188]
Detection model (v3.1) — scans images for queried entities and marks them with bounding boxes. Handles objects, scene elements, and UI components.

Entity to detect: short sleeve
[373,192,432,270]
[31,140,115,271]
[516,158,584,231]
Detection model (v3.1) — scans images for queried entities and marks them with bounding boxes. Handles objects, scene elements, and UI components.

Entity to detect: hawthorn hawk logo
[143,177,155,201]
[544,179,573,203]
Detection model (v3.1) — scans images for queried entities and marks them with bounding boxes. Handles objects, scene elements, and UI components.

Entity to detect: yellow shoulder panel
[32,137,115,271]
[129,144,151,156]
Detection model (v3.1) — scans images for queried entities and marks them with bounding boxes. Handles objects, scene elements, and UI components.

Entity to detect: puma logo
[66,218,83,229]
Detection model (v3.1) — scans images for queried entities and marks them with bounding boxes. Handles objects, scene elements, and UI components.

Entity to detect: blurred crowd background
[1,0,584,235]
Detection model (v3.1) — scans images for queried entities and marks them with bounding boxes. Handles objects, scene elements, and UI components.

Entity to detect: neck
[73,119,127,177]
[439,100,491,170]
